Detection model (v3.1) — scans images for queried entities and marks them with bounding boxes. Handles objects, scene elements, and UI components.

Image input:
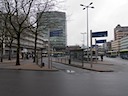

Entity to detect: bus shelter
[69,49,84,62]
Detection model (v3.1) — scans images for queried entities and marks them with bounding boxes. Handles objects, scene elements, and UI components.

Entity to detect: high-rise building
[37,11,67,51]
[114,24,128,40]
[112,24,128,52]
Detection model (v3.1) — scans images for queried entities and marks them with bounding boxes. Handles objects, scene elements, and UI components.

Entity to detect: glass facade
[38,11,67,50]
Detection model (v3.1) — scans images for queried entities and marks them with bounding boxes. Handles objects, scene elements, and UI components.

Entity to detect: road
[0,57,128,96]
[103,56,128,65]
[103,56,128,72]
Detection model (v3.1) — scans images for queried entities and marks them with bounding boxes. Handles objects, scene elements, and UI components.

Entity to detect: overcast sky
[63,0,128,46]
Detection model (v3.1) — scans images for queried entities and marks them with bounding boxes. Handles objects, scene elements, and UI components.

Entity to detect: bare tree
[5,31,15,60]
[0,0,58,65]
[0,12,8,62]
[2,12,16,60]
[31,12,61,62]
[28,1,59,63]
[0,24,4,62]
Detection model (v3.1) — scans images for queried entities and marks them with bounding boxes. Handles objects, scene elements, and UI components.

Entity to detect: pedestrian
[100,54,104,61]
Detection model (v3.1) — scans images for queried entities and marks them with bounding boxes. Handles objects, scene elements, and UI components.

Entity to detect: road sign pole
[90,30,93,68]
[48,29,51,69]
[95,39,98,63]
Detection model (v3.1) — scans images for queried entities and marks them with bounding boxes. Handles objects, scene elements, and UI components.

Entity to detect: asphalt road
[103,56,128,72]
[0,57,128,96]
[103,56,128,65]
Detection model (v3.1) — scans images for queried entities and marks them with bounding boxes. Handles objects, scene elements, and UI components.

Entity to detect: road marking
[66,70,75,73]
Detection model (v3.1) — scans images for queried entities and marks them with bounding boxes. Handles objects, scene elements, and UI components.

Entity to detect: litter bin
[40,62,44,68]
[69,59,71,64]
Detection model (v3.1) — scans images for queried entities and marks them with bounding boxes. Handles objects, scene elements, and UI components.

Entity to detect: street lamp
[80,2,94,62]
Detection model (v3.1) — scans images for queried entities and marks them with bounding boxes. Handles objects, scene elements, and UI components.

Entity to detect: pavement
[0,58,114,72]
[0,59,58,71]
[52,57,114,72]
[82,62,114,72]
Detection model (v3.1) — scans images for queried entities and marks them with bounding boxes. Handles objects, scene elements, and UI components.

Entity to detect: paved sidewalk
[65,62,114,72]
[0,59,58,71]
[0,58,115,72]
[83,62,114,72]
[52,58,114,72]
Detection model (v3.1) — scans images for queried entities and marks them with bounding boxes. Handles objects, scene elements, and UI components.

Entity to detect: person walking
[100,54,104,61]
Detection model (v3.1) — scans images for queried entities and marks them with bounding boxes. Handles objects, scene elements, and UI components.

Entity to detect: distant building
[112,24,128,52]
[114,24,128,40]
[37,11,67,51]
[111,40,120,52]
[103,41,112,51]
[97,45,105,52]
[66,45,81,51]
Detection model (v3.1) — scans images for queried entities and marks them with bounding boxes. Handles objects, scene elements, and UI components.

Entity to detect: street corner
[83,64,114,72]
[83,67,114,72]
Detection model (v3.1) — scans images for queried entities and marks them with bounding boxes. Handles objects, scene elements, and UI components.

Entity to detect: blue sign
[92,31,108,37]
[96,40,106,43]
[50,30,63,37]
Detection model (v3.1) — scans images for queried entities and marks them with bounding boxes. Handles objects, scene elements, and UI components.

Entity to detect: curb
[82,67,114,72]
[0,67,59,71]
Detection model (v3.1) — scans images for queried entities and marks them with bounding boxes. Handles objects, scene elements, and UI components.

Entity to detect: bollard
[40,62,44,68]
[69,59,71,64]
[61,58,62,63]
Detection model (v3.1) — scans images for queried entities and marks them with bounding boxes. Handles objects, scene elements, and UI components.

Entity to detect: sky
[62,0,128,46]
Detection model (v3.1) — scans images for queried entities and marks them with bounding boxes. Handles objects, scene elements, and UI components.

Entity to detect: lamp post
[80,2,94,62]
[81,32,86,49]
[48,29,51,69]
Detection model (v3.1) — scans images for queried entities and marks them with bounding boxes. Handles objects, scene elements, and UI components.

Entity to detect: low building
[103,41,112,51]
[2,29,47,58]
[0,13,47,58]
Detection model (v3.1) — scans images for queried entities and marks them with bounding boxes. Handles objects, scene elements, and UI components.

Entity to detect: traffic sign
[92,31,108,37]
[96,39,106,43]
[50,30,63,37]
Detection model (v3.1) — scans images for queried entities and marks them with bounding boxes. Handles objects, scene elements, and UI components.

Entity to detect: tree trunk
[16,34,20,65]
[8,41,12,60]
[33,32,37,63]
[0,41,3,62]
